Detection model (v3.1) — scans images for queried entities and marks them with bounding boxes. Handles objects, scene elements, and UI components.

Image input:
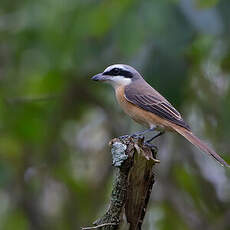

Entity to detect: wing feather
[124,84,191,130]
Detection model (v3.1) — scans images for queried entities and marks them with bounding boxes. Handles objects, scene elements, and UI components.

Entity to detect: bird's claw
[118,134,144,140]
[118,135,130,139]
[131,134,144,139]
[144,141,158,151]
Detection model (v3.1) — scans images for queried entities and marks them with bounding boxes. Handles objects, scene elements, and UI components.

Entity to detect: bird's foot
[118,135,130,139]
[144,141,158,151]
[119,128,156,140]
[146,131,165,143]
[118,134,144,140]
[131,133,144,139]
[130,128,155,137]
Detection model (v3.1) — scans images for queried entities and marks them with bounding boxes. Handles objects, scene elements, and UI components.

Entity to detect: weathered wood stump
[82,136,159,230]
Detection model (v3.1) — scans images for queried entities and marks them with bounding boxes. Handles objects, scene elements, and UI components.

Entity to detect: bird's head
[91,64,141,88]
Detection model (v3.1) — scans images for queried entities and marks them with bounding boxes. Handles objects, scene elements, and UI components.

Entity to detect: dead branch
[82,136,159,230]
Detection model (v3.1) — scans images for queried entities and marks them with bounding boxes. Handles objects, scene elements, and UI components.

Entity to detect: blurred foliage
[0,0,230,229]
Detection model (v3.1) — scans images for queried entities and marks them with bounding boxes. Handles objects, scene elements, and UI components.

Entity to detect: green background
[0,0,230,229]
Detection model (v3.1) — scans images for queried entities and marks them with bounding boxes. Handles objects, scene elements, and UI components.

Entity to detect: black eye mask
[103,68,133,78]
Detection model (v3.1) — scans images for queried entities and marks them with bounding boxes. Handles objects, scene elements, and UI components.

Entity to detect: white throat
[108,76,132,89]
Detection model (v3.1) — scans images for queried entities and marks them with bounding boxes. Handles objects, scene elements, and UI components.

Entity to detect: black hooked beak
[91,73,104,81]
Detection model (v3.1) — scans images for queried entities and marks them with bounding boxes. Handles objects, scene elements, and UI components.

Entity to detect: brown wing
[124,81,191,131]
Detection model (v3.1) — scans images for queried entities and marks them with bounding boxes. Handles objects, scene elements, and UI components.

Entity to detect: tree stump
[82,136,159,230]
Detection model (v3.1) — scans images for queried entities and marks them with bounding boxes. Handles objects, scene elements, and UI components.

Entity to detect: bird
[91,64,229,167]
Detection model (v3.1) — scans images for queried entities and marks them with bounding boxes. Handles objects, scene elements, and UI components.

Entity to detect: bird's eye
[112,68,120,75]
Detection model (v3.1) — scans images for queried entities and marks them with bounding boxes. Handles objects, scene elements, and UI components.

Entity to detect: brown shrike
[91,64,229,167]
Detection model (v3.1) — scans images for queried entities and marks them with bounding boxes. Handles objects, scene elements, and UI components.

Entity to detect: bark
[82,136,159,230]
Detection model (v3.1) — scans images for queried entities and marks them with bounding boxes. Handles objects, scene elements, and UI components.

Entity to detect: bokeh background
[0,0,230,229]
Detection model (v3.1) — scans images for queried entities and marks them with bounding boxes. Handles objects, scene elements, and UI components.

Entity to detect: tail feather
[173,126,229,168]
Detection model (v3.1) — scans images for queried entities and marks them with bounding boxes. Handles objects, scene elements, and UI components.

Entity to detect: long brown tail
[172,126,229,167]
